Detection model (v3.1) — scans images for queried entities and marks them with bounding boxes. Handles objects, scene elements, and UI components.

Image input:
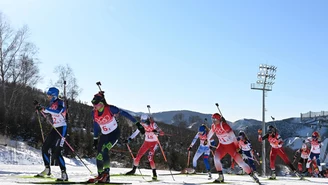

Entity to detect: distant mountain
[125,109,328,164]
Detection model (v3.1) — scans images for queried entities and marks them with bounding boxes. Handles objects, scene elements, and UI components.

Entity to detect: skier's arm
[189,133,199,148]
[92,111,100,139]
[129,129,140,139]
[110,106,137,122]
[110,105,145,134]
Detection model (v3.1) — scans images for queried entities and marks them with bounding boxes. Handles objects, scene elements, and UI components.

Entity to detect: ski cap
[140,114,150,124]
[47,87,59,102]
[198,125,206,135]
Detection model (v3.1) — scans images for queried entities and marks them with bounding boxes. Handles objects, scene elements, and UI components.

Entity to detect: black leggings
[42,126,67,171]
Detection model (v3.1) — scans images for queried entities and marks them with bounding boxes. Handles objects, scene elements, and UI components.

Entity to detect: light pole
[251,64,277,177]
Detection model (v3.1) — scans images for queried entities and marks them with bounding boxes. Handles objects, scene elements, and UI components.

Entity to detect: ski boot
[35,166,51,177]
[294,171,303,179]
[87,172,103,183]
[214,171,224,183]
[152,169,158,180]
[98,169,110,183]
[249,171,260,184]
[125,165,137,175]
[56,170,68,181]
[269,170,276,180]
[207,171,212,180]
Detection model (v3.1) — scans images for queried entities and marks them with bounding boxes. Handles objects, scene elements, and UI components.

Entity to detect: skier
[293,143,312,176]
[34,87,68,181]
[237,131,257,173]
[187,124,215,179]
[304,131,325,177]
[207,113,260,184]
[125,114,164,180]
[258,125,300,179]
[87,92,145,183]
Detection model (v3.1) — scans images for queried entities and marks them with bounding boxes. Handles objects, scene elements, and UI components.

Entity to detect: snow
[1,141,327,184]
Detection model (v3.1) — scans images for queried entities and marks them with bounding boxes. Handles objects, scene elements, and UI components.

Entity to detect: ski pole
[36,111,45,142]
[39,111,93,174]
[126,143,145,180]
[126,143,135,159]
[156,135,175,181]
[187,151,190,168]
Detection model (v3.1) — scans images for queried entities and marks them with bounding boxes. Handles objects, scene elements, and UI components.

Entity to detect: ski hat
[198,125,206,135]
[91,92,107,105]
[267,125,275,134]
[239,131,246,138]
[312,131,319,139]
[47,87,59,103]
[140,114,150,124]
[211,113,222,122]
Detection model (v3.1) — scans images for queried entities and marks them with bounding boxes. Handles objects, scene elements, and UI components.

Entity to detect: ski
[18,175,57,180]
[16,181,131,185]
[110,173,150,177]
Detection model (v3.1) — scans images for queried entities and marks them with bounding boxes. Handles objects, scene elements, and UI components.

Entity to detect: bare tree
[53,64,82,100]
[0,12,40,134]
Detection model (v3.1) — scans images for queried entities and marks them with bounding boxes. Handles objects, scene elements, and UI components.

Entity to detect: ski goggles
[211,118,219,122]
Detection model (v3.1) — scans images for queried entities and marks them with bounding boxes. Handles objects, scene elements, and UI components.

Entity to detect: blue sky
[1,0,328,122]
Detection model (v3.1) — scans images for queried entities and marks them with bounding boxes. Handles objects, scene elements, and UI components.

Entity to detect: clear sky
[1,0,328,122]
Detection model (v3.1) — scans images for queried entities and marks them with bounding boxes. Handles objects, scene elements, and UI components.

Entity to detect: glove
[33,100,39,106]
[221,117,226,122]
[33,100,43,111]
[135,122,145,134]
[93,139,98,150]
[237,137,241,141]
[35,104,43,111]
[187,146,192,151]
[124,138,132,144]
[204,139,208,145]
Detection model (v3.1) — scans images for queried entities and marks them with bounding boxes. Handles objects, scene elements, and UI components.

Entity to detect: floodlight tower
[251,64,277,177]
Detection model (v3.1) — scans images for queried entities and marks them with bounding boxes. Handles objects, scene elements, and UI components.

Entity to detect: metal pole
[262,89,266,177]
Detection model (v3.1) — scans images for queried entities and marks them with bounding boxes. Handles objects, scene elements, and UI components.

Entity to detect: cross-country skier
[34,87,68,181]
[304,131,325,177]
[237,131,257,173]
[187,124,215,179]
[87,92,145,183]
[207,113,260,184]
[258,125,301,179]
[124,114,164,180]
[293,143,312,176]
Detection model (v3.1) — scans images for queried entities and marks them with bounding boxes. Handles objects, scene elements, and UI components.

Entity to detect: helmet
[140,114,150,124]
[312,131,319,139]
[198,125,206,135]
[267,125,275,134]
[211,113,221,122]
[47,87,59,98]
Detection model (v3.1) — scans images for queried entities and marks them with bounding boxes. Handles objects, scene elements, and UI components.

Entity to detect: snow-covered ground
[1,164,328,185]
[1,139,327,184]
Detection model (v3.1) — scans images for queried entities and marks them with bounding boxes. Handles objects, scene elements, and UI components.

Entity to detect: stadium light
[251,64,277,177]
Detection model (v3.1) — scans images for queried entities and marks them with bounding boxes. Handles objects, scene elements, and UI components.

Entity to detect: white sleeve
[129,129,140,139]
[190,134,199,147]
